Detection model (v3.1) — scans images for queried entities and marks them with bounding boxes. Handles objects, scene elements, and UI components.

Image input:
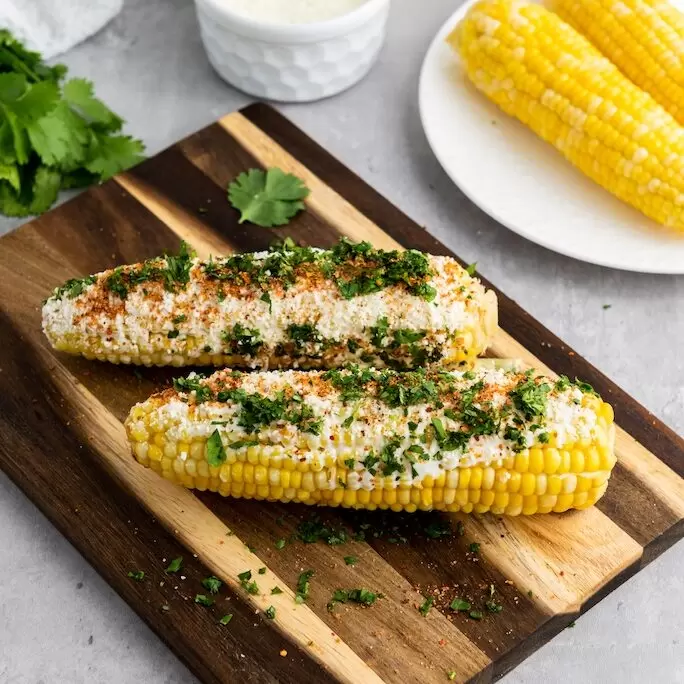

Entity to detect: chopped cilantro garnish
[465,262,477,276]
[419,596,434,617]
[206,430,226,467]
[219,614,233,625]
[274,538,287,550]
[258,567,267,575]
[167,329,179,339]
[165,557,183,573]
[469,542,480,554]
[510,377,551,419]
[173,374,212,403]
[327,588,381,611]
[221,323,263,356]
[447,672,457,681]
[52,275,97,300]
[344,556,358,566]
[172,314,187,324]
[468,610,483,620]
[127,570,144,582]
[424,521,452,539]
[485,600,503,613]
[271,586,283,595]
[296,570,314,602]
[194,594,214,607]
[201,576,222,594]
[265,605,276,619]
[261,291,272,313]
[450,598,471,612]
[296,516,349,545]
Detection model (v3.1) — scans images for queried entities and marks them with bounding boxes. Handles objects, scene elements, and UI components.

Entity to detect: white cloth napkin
[1,0,124,59]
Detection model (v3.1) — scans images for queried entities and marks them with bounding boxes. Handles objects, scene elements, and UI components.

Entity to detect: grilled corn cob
[42,239,497,370]
[125,362,616,515]
[552,0,684,126]
[451,0,684,232]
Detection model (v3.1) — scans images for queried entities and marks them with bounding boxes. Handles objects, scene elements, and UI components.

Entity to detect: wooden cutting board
[0,103,682,684]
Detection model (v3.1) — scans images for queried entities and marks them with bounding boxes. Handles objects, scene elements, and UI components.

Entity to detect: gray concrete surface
[1,0,683,682]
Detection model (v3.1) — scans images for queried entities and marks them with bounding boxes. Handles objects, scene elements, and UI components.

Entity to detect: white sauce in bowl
[217,0,369,24]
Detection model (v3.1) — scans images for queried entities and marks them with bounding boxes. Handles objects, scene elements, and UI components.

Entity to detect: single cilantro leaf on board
[228,167,310,227]
[85,133,145,181]
[63,78,123,133]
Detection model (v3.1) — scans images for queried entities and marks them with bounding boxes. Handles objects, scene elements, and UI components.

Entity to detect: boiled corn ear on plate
[419,0,684,273]
[125,362,616,515]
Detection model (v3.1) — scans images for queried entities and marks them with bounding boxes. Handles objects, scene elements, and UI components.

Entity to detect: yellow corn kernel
[255,465,268,485]
[571,450,585,473]
[528,448,544,474]
[514,452,529,473]
[544,448,561,474]
[520,472,537,496]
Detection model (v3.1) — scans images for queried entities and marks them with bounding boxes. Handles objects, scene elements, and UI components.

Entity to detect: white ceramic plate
[419,0,684,273]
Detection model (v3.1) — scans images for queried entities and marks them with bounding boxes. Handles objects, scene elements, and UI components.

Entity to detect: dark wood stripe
[179,123,343,249]
[357,513,547,661]
[596,462,680,555]
[0,314,334,684]
[241,103,684,480]
[17,181,183,278]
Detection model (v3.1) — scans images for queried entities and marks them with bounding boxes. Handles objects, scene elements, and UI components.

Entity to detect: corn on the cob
[42,239,497,370]
[125,362,616,515]
[552,0,684,126]
[451,0,684,232]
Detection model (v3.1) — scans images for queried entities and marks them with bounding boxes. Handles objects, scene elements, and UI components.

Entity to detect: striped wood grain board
[0,103,682,684]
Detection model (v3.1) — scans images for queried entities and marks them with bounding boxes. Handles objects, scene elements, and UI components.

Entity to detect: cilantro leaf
[228,167,309,227]
[63,78,123,132]
[206,430,226,467]
[201,576,223,594]
[165,556,183,573]
[85,132,145,181]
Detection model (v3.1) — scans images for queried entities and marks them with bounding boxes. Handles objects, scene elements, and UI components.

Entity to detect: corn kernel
[529,448,544,474]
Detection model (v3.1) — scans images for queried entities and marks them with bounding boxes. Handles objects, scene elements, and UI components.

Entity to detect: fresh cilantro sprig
[228,167,309,227]
[0,31,144,217]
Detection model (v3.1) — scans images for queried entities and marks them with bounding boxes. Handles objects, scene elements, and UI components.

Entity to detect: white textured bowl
[194,0,390,102]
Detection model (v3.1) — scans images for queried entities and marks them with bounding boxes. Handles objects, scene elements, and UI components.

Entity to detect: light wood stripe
[457,508,641,613]
[615,430,684,518]
[116,173,229,260]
